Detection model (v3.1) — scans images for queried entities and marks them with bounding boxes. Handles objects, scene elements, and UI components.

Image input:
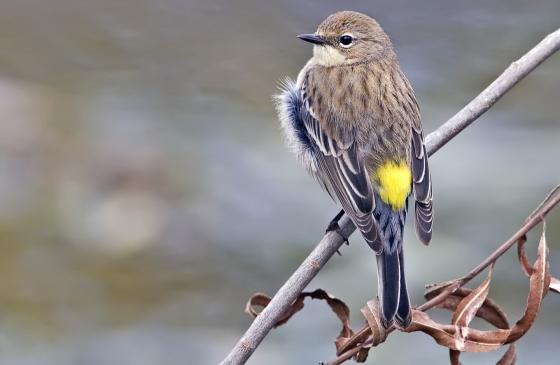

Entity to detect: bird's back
[303,59,417,197]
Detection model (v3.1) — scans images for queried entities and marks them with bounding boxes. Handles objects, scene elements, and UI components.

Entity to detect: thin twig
[220,28,560,365]
[457,185,560,285]
[425,29,560,155]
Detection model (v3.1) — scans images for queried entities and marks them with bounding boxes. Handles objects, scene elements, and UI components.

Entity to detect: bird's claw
[325,210,350,246]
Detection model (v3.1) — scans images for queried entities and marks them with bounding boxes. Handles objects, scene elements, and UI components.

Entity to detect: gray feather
[411,127,433,245]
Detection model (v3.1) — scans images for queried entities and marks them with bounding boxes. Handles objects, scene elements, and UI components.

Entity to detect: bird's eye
[339,34,354,47]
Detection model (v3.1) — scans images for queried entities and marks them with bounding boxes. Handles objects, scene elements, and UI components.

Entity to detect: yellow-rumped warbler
[276,11,433,328]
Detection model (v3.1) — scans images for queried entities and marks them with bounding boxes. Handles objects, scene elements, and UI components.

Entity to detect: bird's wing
[411,117,433,245]
[302,103,383,253]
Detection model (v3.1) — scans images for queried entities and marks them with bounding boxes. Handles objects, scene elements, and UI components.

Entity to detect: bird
[275,11,433,328]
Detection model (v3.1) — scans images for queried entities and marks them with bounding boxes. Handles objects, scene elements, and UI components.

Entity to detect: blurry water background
[0,1,559,364]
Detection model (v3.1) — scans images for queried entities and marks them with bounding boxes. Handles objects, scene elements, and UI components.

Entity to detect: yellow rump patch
[374,161,412,211]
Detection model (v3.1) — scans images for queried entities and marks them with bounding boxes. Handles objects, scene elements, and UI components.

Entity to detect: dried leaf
[360,299,388,347]
[452,266,493,327]
[331,223,553,364]
[450,267,494,364]
[506,227,549,343]
[433,288,516,365]
[412,233,550,356]
[496,345,517,365]
[424,279,462,299]
[245,293,272,317]
[306,289,354,339]
[331,299,389,364]
[404,223,551,355]
[466,296,509,330]
[517,227,559,294]
[432,288,509,330]
[449,348,461,365]
[246,289,354,343]
[449,347,517,365]
[516,234,533,277]
[245,292,304,327]
[450,345,517,365]
[404,310,508,352]
[335,327,371,357]
[353,345,371,363]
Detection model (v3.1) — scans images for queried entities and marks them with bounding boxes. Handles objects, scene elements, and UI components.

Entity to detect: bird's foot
[325,209,350,246]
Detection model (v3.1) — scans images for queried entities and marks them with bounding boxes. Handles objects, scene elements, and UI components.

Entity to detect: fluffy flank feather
[274,78,317,174]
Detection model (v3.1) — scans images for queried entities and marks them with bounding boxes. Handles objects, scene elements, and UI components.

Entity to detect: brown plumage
[277,11,433,328]
[304,59,416,166]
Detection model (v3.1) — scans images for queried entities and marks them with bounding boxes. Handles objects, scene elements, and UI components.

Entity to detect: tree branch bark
[220,28,560,365]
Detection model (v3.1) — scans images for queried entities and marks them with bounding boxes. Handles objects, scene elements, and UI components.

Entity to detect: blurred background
[0,1,559,364]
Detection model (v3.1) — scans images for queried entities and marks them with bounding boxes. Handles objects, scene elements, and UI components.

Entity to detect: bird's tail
[374,198,411,328]
[376,247,411,328]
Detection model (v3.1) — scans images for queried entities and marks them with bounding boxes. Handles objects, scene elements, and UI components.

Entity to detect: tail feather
[374,195,411,328]
[395,249,412,327]
[376,249,400,328]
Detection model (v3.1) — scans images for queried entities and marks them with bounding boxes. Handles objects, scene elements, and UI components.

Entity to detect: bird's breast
[304,64,384,132]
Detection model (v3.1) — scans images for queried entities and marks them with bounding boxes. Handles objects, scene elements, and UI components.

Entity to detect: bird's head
[298,11,393,66]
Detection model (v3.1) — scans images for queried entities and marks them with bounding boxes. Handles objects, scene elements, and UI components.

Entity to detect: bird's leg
[326,209,345,233]
[326,209,350,250]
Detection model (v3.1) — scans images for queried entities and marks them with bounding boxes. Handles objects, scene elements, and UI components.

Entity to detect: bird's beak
[297,33,326,45]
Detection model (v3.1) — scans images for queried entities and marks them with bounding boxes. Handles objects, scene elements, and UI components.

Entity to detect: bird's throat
[312,45,346,67]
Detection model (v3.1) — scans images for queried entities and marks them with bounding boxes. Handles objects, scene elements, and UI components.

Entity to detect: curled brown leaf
[360,299,388,347]
[404,310,508,352]
[406,224,552,354]
[452,266,493,327]
[245,292,304,327]
[245,289,353,338]
[516,234,533,277]
[442,270,516,365]
[517,226,559,294]
[450,267,494,364]
[496,345,517,365]
[506,227,550,343]
[430,287,510,332]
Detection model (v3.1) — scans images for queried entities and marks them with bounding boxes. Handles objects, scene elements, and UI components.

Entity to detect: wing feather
[302,102,383,252]
[411,122,433,245]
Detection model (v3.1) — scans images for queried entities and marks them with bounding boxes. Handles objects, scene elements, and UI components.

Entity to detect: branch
[220,28,560,365]
[425,28,560,155]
